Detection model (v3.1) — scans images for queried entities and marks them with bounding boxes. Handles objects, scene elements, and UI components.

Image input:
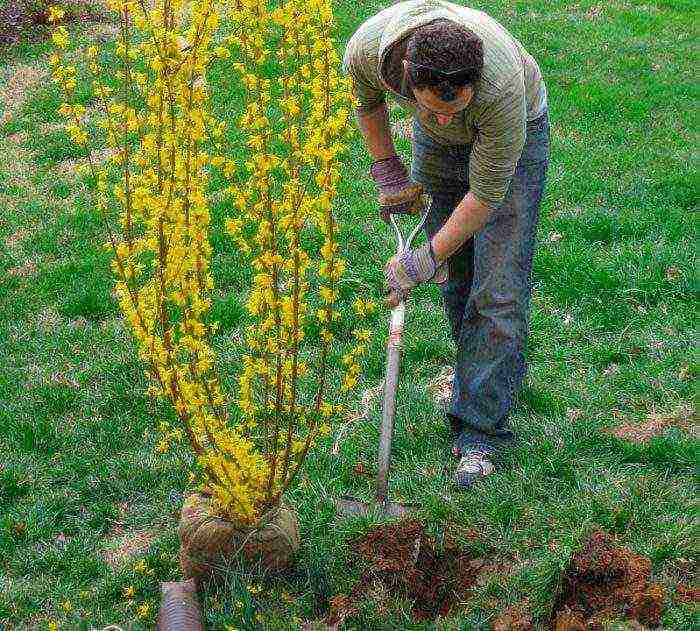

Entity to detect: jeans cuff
[452,420,516,453]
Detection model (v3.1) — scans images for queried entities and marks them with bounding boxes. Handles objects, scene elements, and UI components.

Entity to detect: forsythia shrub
[48,0,371,525]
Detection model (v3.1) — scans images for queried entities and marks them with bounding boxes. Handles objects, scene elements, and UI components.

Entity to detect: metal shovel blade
[336,494,417,519]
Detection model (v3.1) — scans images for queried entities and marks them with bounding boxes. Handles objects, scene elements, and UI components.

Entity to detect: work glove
[370,153,425,223]
[384,239,448,306]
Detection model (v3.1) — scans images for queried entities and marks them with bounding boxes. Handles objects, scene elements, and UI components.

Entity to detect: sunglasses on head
[404,61,470,103]
[404,60,473,79]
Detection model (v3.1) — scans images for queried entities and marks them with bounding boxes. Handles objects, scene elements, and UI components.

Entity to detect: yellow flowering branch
[49,0,374,524]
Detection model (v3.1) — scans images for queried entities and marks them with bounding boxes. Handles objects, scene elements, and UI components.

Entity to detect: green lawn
[0,1,696,629]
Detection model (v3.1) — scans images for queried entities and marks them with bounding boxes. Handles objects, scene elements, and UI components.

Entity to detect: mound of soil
[552,531,665,630]
[329,519,479,624]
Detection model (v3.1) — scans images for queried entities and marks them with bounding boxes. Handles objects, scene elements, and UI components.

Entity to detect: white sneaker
[454,448,495,489]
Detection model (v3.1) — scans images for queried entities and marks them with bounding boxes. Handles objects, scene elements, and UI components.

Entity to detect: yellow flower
[319,286,337,303]
[353,297,376,316]
[59,600,72,614]
[48,621,59,631]
[136,601,151,618]
[123,585,135,598]
[341,375,358,391]
[353,328,371,342]
[48,5,65,22]
[134,559,147,573]
[319,402,333,417]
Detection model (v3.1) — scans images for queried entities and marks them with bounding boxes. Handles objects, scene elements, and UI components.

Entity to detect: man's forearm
[431,192,493,263]
[356,102,396,161]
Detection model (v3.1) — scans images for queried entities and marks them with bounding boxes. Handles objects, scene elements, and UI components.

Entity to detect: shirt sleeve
[469,73,527,208]
[341,29,386,114]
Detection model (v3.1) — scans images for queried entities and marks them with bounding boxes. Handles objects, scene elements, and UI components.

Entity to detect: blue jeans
[411,112,550,451]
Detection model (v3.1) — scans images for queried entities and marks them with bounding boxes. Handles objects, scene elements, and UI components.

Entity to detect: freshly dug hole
[329,519,480,623]
[552,531,665,630]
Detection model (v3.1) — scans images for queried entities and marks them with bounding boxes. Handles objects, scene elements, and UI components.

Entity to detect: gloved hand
[384,239,448,306]
[370,153,425,223]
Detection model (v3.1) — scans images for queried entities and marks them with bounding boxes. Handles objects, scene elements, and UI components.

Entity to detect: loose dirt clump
[4,229,28,249]
[674,584,699,604]
[552,531,665,629]
[8,258,38,278]
[492,601,534,630]
[329,520,479,624]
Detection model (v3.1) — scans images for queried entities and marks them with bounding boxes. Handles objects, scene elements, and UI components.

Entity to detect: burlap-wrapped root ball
[179,493,300,583]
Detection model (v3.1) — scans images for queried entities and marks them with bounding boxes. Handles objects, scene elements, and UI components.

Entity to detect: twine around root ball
[179,493,300,584]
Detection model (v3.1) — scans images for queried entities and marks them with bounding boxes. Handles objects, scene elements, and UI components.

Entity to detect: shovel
[337,200,438,518]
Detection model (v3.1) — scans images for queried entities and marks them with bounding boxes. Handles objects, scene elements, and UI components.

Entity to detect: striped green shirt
[342,0,547,206]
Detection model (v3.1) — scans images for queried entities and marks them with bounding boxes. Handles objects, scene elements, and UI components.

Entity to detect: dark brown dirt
[328,520,480,624]
[492,601,534,630]
[552,531,666,629]
[674,584,700,604]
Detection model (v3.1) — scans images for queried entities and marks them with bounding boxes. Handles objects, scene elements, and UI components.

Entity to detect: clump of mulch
[552,531,666,629]
[328,520,480,624]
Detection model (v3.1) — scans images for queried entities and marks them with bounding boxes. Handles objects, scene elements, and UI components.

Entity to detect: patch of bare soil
[0,0,110,46]
[0,64,47,128]
[101,528,155,568]
[5,229,28,249]
[607,404,696,444]
[58,146,118,175]
[8,257,38,278]
[82,21,120,42]
[328,520,481,625]
[551,531,665,630]
[427,365,454,409]
[674,584,700,604]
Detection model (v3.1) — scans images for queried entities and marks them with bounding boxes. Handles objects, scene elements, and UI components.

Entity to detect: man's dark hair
[404,19,484,101]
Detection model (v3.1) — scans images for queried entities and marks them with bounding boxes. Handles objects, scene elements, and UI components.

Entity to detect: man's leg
[425,195,474,347]
[411,119,474,418]
[410,119,472,440]
[452,112,550,457]
[410,118,471,346]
